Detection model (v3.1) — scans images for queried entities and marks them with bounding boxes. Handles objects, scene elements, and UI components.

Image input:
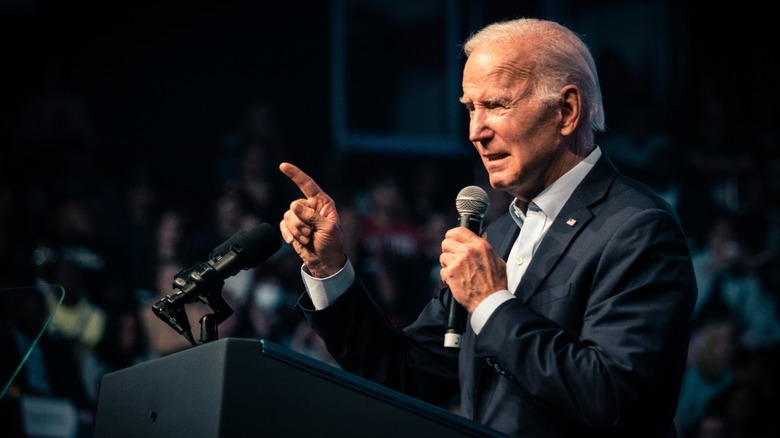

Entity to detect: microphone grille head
[455,185,490,217]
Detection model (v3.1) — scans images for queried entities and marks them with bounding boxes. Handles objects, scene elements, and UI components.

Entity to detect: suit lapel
[513,154,620,302]
[515,202,591,302]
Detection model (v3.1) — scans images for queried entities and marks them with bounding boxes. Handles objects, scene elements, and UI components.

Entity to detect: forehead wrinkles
[486,61,532,87]
[463,56,534,102]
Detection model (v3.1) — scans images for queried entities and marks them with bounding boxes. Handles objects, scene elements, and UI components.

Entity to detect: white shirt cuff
[301,260,355,310]
[470,290,515,335]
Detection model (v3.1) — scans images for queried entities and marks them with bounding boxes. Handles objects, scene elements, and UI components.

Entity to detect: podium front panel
[94,338,504,437]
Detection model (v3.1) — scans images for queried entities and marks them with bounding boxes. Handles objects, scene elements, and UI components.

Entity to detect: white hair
[463,18,605,133]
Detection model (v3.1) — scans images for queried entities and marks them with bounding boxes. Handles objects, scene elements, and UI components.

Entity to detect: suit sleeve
[474,207,697,429]
[297,276,461,406]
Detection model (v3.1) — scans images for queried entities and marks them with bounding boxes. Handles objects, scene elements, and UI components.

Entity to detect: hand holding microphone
[443,186,490,348]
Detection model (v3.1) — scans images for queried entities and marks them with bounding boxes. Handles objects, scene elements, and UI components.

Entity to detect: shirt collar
[509,146,602,226]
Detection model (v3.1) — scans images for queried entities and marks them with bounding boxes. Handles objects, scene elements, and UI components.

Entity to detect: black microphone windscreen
[210,230,247,261]
[231,223,282,267]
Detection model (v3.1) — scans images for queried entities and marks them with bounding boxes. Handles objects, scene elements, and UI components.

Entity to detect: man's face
[460,41,564,202]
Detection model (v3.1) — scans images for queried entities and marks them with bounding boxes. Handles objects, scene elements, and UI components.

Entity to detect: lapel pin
[566,218,577,227]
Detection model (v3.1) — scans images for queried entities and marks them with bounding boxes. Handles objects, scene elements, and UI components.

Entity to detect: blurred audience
[676,208,780,436]
[353,170,424,327]
[1,76,777,438]
[691,213,780,350]
[0,286,91,437]
[676,318,740,436]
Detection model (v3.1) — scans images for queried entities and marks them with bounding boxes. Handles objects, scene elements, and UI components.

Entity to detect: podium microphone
[152,222,281,344]
[444,185,490,348]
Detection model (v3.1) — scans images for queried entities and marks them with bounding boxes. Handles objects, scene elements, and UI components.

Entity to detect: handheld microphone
[444,185,490,348]
[152,222,281,342]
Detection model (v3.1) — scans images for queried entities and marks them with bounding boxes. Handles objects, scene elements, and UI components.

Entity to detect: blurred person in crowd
[35,257,106,377]
[227,240,315,345]
[716,381,773,438]
[691,213,780,350]
[688,375,777,438]
[355,171,424,327]
[154,209,188,265]
[32,257,107,429]
[0,286,90,436]
[230,278,287,341]
[81,282,151,404]
[278,18,697,436]
[48,195,111,298]
[686,412,730,438]
[127,208,190,307]
[675,318,739,437]
[335,200,363,266]
[188,189,246,259]
[417,210,451,299]
[183,188,261,309]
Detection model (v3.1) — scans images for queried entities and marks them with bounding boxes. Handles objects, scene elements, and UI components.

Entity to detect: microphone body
[444,186,489,348]
[152,222,281,341]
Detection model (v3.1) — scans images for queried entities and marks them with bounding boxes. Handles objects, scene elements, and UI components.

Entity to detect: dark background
[2,0,777,212]
[1,1,331,206]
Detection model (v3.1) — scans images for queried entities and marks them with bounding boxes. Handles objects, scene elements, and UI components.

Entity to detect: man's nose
[468,110,491,142]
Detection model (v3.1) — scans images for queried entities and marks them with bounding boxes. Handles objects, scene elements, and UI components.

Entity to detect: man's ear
[559,85,581,136]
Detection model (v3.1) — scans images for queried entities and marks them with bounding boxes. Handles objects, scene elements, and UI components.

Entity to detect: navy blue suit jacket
[299,154,697,437]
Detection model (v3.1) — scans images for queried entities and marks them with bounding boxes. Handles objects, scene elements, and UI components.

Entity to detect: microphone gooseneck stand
[152,261,234,347]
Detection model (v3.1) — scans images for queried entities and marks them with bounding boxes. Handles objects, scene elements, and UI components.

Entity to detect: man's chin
[488,175,508,191]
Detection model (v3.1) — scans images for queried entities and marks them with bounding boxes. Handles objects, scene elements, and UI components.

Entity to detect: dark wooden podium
[94,338,504,437]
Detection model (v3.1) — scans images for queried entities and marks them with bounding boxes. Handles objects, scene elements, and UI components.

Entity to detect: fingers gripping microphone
[444,186,490,348]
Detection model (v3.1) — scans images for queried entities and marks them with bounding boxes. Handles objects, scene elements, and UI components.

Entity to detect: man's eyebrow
[459,94,509,106]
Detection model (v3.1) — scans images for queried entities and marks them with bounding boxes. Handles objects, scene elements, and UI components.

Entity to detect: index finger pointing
[279,162,324,199]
